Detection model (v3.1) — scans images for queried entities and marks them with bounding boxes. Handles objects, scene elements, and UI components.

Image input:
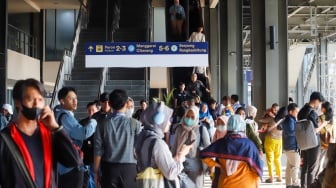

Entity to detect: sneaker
[265,178,273,183]
[276,178,282,182]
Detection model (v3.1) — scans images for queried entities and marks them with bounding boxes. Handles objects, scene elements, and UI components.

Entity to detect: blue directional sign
[85,42,208,67]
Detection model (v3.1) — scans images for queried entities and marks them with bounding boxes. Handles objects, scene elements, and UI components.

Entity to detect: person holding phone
[135,102,192,187]
[0,78,82,188]
[172,105,211,188]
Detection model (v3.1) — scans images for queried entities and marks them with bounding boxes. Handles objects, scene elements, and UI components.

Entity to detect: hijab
[199,103,212,120]
[227,115,246,133]
[246,105,257,118]
[174,105,199,157]
[140,101,173,135]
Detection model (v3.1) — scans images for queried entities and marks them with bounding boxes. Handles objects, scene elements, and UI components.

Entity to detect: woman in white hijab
[172,105,211,188]
[135,102,191,188]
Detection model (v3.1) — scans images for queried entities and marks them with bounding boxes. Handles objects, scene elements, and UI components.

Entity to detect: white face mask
[125,108,134,117]
[217,125,227,132]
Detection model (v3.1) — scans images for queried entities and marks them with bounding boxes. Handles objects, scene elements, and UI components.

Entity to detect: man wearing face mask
[0,79,82,188]
[54,87,97,188]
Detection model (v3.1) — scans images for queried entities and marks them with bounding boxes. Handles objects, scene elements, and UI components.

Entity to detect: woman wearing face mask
[213,116,228,142]
[0,78,82,188]
[135,102,192,188]
[172,106,211,188]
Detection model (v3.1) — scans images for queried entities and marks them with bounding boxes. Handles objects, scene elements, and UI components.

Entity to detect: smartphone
[185,139,195,145]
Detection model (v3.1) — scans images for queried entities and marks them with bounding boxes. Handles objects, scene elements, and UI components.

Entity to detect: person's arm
[93,156,101,188]
[267,119,284,132]
[287,118,296,137]
[60,113,97,140]
[153,140,185,180]
[179,5,186,19]
[246,124,263,152]
[202,158,221,168]
[201,125,211,147]
[308,110,327,133]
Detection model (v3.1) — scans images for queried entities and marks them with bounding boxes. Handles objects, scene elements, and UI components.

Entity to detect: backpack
[295,109,318,150]
[136,136,177,188]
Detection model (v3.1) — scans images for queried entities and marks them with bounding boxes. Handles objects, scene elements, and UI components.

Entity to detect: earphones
[153,102,165,125]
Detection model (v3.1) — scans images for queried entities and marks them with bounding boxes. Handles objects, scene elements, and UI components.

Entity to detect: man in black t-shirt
[297,91,327,188]
[173,82,189,109]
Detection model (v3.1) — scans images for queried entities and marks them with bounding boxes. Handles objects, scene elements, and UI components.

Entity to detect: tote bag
[295,119,318,150]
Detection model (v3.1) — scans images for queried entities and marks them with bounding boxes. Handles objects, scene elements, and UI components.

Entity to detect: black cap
[309,91,324,102]
[99,92,109,102]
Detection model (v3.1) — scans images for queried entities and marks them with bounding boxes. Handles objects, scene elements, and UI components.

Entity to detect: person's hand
[214,162,221,168]
[259,150,264,157]
[207,166,215,174]
[94,172,101,188]
[39,106,59,131]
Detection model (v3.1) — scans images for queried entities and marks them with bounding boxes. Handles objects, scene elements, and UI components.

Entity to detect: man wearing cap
[92,92,112,122]
[298,91,328,188]
[0,104,13,130]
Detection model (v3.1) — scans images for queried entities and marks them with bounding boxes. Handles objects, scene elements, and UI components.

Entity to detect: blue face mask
[184,118,195,127]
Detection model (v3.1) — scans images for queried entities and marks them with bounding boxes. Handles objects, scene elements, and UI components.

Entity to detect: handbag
[295,118,318,150]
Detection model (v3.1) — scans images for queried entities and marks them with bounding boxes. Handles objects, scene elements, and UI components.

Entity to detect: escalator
[108,0,150,80]
[166,0,206,90]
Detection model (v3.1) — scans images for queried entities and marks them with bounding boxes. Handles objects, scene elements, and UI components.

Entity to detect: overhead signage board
[85,42,208,67]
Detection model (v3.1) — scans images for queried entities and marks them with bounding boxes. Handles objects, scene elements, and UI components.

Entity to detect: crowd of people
[0,78,335,188]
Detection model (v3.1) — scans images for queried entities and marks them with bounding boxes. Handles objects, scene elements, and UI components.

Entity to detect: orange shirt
[203,158,259,188]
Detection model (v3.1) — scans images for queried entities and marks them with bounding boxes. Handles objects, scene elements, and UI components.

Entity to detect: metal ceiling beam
[288,7,305,18]
[289,0,335,7]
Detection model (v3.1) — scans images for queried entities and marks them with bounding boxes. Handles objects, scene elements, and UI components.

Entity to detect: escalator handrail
[50,4,88,108]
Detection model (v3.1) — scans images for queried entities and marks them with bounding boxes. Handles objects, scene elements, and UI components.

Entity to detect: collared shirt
[54,105,97,175]
[283,115,298,151]
[232,102,242,112]
[54,105,97,147]
[94,112,141,164]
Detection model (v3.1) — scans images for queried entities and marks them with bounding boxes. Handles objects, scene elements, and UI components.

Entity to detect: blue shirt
[282,115,298,151]
[54,105,97,147]
[53,105,97,175]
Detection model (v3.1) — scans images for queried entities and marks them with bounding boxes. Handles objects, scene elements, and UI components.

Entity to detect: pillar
[219,0,243,103]
[251,0,288,115]
[0,0,8,104]
[207,3,220,101]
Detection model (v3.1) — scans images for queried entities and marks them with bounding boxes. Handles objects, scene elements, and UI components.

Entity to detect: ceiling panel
[8,0,80,13]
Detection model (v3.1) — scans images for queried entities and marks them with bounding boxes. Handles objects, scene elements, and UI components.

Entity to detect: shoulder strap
[57,112,67,126]
[131,118,137,130]
[199,125,203,147]
[145,138,157,167]
[0,132,37,188]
